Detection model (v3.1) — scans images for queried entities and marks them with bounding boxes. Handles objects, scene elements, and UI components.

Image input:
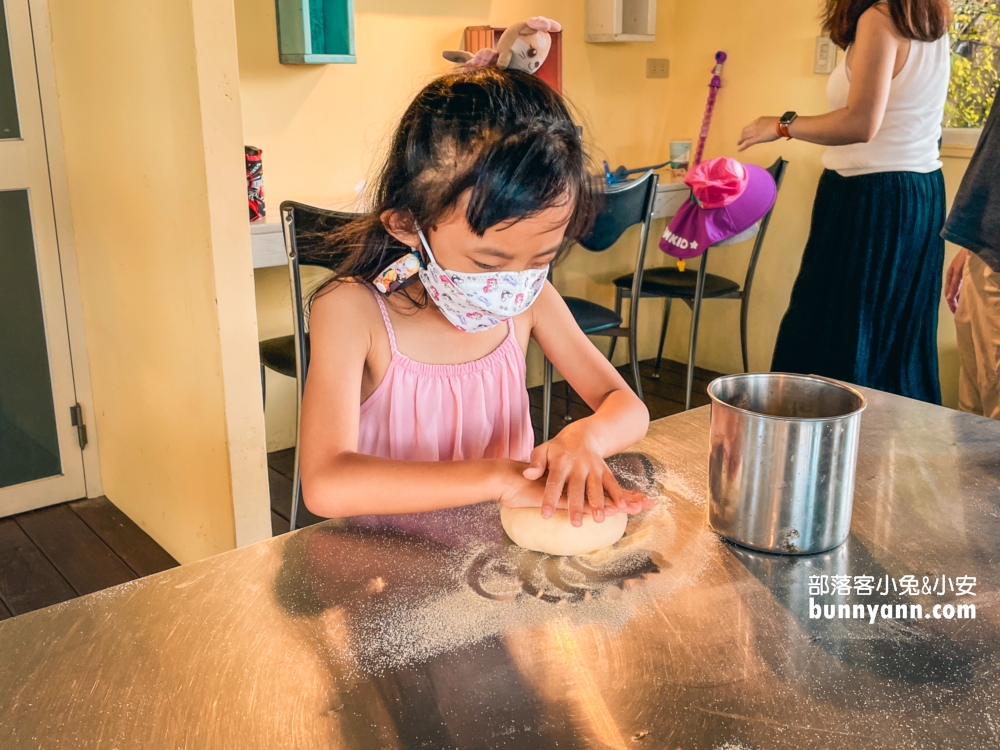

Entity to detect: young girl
[299,67,651,529]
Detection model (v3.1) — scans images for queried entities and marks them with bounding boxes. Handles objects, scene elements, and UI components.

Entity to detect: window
[946,1,999,128]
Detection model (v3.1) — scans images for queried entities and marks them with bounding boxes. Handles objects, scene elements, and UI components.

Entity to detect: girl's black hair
[310,67,598,298]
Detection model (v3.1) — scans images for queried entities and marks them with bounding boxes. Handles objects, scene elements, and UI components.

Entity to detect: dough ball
[500,506,628,556]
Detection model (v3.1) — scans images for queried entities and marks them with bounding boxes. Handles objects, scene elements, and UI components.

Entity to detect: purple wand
[694,51,727,166]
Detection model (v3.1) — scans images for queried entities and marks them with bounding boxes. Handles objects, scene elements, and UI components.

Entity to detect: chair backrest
[280,200,356,268]
[279,201,359,398]
[568,171,658,346]
[578,170,659,252]
[742,157,788,296]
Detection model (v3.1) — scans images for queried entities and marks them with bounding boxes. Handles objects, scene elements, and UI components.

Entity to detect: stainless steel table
[2,389,999,749]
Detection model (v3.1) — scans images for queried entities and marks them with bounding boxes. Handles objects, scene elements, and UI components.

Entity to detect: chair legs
[739,295,750,374]
[627,307,643,403]
[608,288,624,362]
[569,285,645,409]
[290,368,304,531]
[653,298,672,379]
[586,286,642,400]
[685,256,709,411]
[260,364,267,408]
[290,437,302,532]
[542,357,553,442]
[613,287,643,400]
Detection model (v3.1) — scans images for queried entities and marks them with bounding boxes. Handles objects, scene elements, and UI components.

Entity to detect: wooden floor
[0,497,178,619]
[266,357,722,533]
[0,357,719,620]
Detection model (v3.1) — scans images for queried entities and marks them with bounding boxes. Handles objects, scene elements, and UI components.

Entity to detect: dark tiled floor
[265,357,722,535]
[0,497,179,619]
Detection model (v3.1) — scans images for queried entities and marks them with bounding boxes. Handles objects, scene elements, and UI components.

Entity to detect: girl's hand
[520,424,653,526]
[498,462,648,521]
[945,248,968,314]
[737,116,781,152]
[497,466,602,514]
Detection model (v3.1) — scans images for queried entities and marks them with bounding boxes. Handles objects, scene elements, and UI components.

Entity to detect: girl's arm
[526,282,651,525]
[298,283,648,518]
[737,7,902,151]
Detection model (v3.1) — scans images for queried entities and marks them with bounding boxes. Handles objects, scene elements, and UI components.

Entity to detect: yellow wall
[47,0,271,562]
[241,0,970,452]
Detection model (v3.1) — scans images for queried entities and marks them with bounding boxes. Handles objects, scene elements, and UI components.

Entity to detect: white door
[0,0,86,514]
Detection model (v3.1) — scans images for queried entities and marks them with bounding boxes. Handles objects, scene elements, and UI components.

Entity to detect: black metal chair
[259,201,354,530]
[612,157,788,410]
[542,170,658,440]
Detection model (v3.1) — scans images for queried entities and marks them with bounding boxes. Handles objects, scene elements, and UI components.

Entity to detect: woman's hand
[737,117,780,152]
[519,424,652,526]
[945,248,969,314]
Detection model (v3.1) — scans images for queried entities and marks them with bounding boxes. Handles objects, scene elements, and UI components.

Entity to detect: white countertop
[249,219,286,269]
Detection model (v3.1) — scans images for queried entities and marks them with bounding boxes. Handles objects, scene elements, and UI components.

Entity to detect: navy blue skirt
[771,169,946,404]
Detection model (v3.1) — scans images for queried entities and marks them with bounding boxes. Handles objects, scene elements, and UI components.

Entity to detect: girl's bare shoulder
[310,280,382,336]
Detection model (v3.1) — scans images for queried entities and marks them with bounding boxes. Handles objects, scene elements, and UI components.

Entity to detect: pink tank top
[357,288,535,463]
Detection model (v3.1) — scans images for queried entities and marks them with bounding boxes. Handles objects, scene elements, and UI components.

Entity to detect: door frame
[1,0,103,504]
[29,0,102,498]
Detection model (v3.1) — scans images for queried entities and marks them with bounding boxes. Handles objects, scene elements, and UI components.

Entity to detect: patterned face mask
[416,229,548,333]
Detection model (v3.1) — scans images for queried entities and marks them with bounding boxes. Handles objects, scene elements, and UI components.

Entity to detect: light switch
[814,36,837,74]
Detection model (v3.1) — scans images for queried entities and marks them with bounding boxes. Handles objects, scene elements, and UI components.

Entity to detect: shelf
[585,0,657,43]
[276,0,356,65]
[585,33,655,43]
[278,53,356,64]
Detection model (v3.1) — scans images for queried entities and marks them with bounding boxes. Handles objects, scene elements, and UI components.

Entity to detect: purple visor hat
[660,156,777,261]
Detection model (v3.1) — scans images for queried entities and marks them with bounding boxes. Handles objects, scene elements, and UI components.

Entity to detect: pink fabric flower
[685,156,749,209]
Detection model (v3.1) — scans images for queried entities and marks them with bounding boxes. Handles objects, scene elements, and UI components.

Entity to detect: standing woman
[739,0,951,403]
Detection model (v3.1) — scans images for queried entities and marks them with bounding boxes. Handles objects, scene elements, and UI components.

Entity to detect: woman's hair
[823,0,950,48]
[310,67,598,296]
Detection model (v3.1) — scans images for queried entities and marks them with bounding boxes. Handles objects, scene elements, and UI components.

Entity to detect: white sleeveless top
[822,33,950,176]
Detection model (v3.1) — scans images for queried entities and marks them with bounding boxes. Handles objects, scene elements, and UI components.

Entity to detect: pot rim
[707,372,867,423]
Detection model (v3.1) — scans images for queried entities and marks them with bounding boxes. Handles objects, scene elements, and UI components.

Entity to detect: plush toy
[443,17,561,75]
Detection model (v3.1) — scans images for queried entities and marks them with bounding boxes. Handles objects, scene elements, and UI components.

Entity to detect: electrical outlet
[646,58,669,78]
[814,36,837,74]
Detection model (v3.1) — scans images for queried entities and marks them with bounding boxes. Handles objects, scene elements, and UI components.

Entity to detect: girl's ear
[380,209,420,248]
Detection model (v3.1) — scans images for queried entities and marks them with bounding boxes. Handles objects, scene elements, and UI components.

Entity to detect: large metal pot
[707,373,866,555]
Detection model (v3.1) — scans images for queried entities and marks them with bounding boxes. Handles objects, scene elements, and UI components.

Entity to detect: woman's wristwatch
[776,111,798,139]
